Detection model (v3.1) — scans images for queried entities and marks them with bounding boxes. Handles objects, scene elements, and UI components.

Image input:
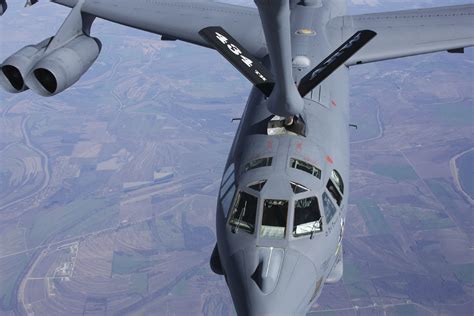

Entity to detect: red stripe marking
[331,100,337,107]
[267,139,273,150]
[296,142,303,152]
[326,155,334,164]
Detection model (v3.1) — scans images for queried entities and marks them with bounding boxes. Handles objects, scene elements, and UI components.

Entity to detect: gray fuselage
[216,2,350,315]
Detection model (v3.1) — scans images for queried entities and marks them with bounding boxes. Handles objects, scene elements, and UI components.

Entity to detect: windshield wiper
[232,200,247,234]
[310,218,321,239]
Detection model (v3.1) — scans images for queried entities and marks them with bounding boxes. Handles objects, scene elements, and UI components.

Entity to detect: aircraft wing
[327,4,474,66]
[52,0,267,57]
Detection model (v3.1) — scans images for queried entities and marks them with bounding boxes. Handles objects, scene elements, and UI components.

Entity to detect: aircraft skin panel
[327,4,474,66]
[52,0,267,57]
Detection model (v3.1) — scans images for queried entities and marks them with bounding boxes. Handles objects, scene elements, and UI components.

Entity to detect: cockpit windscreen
[260,199,288,239]
[229,191,258,234]
[293,197,322,236]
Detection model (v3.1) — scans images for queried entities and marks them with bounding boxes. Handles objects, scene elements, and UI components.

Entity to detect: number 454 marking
[215,32,253,68]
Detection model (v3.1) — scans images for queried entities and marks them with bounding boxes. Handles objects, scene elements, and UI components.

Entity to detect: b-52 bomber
[1,0,473,315]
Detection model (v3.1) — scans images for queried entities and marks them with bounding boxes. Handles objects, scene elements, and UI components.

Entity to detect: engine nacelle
[25,35,102,96]
[0,37,51,93]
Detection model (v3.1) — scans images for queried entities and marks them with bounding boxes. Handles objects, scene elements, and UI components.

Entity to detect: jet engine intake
[26,35,101,96]
[0,38,51,93]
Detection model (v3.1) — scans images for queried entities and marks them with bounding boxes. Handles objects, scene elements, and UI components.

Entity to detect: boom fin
[199,26,275,97]
[298,30,377,97]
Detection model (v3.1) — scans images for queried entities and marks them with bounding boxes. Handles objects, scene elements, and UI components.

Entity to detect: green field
[65,202,119,237]
[0,253,29,310]
[387,304,418,316]
[385,206,454,231]
[356,200,390,235]
[451,263,474,285]
[426,101,473,126]
[130,272,149,296]
[343,261,363,284]
[425,178,459,211]
[308,311,336,316]
[26,197,118,248]
[0,226,25,257]
[153,215,185,250]
[346,281,377,299]
[343,261,376,299]
[112,252,154,275]
[426,178,452,197]
[170,277,188,296]
[372,163,418,182]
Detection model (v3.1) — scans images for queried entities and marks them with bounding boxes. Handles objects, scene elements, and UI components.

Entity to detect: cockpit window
[322,192,337,224]
[331,170,344,194]
[244,157,273,172]
[248,180,267,192]
[293,196,322,237]
[290,158,321,179]
[229,191,258,234]
[290,181,309,194]
[260,199,288,239]
[326,180,342,206]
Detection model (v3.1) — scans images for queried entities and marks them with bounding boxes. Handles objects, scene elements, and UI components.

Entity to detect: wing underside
[52,2,474,66]
[327,4,474,66]
[52,0,267,57]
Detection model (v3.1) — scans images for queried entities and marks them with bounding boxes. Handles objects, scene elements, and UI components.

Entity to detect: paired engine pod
[0,38,51,93]
[25,35,102,96]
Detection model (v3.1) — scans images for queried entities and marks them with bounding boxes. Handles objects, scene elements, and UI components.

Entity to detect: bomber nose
[250,247,284,294]
[226,247,319,316]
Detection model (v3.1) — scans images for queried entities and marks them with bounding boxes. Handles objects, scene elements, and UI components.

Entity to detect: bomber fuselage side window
[248,180,267,192]
[221,185,236,217]
[260,199,288,239]
[323,192,337,224]
[244,157,273,172]
[326,179,342,206]
[220,164,236,217]
[293,196,322,237]
[290,158,321,179]
[290,181,309,194]
[331,170,344,194]
[229,191,258,234]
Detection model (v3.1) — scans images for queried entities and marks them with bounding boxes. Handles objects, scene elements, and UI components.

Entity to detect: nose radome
[227,247,318,316]
[251,247,284,294]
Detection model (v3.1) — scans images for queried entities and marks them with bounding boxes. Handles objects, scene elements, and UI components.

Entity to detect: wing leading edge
[52,0,267,58]
[327,4,474,66]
